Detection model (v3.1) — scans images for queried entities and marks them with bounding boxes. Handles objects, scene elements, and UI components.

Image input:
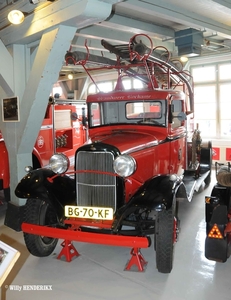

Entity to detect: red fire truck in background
[0,98,87,203]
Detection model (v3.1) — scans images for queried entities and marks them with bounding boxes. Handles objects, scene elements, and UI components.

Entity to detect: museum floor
[1,171,231,300]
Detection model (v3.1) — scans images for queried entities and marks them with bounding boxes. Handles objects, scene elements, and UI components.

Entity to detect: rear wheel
[155,201,177,273]
[23,198,58,257]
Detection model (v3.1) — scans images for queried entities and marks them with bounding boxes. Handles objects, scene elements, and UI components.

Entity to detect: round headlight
[113,155,136,177]
[49,153,69,174]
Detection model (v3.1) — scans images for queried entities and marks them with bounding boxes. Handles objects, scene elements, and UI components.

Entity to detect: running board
[183,170,210,202]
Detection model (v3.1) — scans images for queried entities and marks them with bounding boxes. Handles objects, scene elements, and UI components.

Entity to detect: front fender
[128,175,179,210]
[113,175,180,231]
[15,168,76,218]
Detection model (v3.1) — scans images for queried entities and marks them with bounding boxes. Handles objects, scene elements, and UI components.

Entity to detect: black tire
[23,198,58,257]
[155,201,177,273]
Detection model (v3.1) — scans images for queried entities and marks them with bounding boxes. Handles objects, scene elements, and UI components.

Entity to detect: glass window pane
[133,79,144,89]
[195,103,216,120]
[88,84,96,94]
[122,79,132,90]
[53,86,62,97]
[196,120,216,137]
[98,82,113,92]
[220,83,231,103]
[220,83,231,137]
[194,85,216,104]
[90,103,101,126]
[219,64,231,80]
[192,66,216,82]
[194,85,216,137]
[220,102,231,119]
[221,120,231,137]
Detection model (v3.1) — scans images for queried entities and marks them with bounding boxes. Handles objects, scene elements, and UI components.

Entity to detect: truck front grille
[76,151,116,211]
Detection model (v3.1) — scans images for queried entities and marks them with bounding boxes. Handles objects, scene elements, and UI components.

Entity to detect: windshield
[88,100,167,127]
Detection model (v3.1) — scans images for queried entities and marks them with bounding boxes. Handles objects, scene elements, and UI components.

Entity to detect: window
[171,100,184,129]
[191,62,231,139]
[52,86,63,98]
[126,102,162,119]
[97,82,113,92]
[219,64,231,80]
[89,103,101,126]
[220,83,231,137]
[88,78,144,95]
[194,85,216,137]
[192,66,216,83]
[89,100,166,127]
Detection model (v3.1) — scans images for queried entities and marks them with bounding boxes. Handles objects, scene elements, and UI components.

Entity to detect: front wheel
[23,198,58,257]
[155,201,177,273]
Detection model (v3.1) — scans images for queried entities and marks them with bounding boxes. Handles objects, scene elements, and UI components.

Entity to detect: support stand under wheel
[57,240,80,262]
[125,247,148,272]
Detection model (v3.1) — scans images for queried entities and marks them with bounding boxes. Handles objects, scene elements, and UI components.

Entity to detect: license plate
[65,205,114,220]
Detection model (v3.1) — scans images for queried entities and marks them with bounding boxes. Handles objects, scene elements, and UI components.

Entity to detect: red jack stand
[125,248,147,272]
[57,240,80,262]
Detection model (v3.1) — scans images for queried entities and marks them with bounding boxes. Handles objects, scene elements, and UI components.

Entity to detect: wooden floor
[1,172,231,300]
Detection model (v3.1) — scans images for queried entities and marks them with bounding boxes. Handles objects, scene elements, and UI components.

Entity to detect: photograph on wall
[2,96,20,122]
[0,241,20,286]
[0,246,8,265]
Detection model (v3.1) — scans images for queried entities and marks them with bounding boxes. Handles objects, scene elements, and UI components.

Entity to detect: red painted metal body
[87,89,187,200]
[33,103,86,171]
[22,222,150,248]
[0,132,10,190]
[0,102,86,198]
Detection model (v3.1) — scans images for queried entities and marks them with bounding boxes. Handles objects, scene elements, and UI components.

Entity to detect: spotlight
[68,74,73,80]
[8,10,25,25]
[180,56,189,63]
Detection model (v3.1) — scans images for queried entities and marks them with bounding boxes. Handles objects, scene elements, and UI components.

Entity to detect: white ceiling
[0,0,231,77]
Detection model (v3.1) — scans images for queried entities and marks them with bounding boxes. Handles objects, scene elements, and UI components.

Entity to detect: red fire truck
[13,34,212,274]
[0,131,10,203]
[0,99,87,202]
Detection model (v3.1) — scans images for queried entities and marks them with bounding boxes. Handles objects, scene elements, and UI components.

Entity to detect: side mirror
[82,107,88,127]
[176,112,186,121]
[169,104,186,123]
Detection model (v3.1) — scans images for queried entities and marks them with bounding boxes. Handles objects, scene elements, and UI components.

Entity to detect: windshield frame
[88,99,167,128]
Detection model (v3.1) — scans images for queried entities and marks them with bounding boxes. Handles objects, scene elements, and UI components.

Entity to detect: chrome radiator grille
[76,151,116,211]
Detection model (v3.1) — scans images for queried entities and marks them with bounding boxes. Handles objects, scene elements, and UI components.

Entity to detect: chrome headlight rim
[113,154,136,177]
[49,153,69,174]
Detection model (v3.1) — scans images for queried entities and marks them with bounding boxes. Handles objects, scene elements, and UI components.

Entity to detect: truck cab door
[168,99,186,176]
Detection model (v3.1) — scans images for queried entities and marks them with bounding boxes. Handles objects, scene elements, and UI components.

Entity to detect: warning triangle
[208,224,223,239]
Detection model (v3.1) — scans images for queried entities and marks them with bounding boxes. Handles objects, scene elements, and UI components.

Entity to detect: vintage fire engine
[0,99,86,202]
[14,34,212,274]
[205,163,231,262]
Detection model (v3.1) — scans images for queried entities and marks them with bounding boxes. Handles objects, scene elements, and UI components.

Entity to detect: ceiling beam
[211,0,231,9]
[102,14,175,39]
[119,0,231,39]
[0,0,118,46]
